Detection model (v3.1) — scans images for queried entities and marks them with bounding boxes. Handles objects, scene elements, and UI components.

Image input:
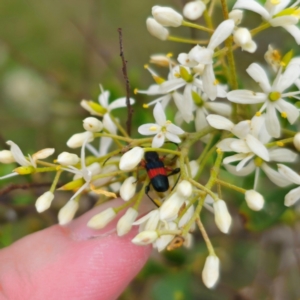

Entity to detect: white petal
[277,164,300,184]
[138,123,160,135]
[269,148,297,163]
[206,114,234,131]
[159,78,186,93]
[269,16,298,27]
[208,19,235,50]
[152,133,165,148]
[227,90,266,104]
[195,108,208,132]
[246,63,271,93]
[223,153,247,164]
[202,65,217,100]
[191,48,213,64]
[245,134,269,161]
[224,161,256,176]
[282,25,300,45]
[153,102,167,125]
[230,139,251,153]
[236,154,254,171]
[98,89,109,108]
[165,132,181,144]
[174,91,194,123]
[205,102,232,117]
[217,138,238,151]
[99,137,113,156]
[32,148,55,161]
[233,0,270,20]
[167,123,184,135]
[108,97,135,111]
[275,99,299,124]
[232,120,251,139]
[103,114,117,134]
[284,186,300,206]
[277,63,300,92]
[6,141,31,167]
[265,104,280,138]
[261,163,292,187]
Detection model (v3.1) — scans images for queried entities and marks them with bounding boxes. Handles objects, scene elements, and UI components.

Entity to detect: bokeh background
[0,0,300,299]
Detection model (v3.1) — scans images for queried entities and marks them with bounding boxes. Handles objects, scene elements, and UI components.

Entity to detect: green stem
[251,23,271,36]
[182,20,214,33]
[50,170,62,193]
[168,36,209,45]
[196,218,215,255]
[109,113,130,138]
[215,178,246,194]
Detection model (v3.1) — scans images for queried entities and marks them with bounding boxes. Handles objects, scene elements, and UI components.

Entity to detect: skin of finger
[0,200,152,300]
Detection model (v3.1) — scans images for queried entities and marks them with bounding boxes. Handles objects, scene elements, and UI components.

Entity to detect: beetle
[141,151,180,206]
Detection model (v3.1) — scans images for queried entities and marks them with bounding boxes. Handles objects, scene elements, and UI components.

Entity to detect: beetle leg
[167,168,181,191]
[145,183,161,207]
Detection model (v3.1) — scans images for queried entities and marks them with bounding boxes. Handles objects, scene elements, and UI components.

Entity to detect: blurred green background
[0,0,300,299]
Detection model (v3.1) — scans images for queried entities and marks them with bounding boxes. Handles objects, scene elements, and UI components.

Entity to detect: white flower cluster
[1,0,300,290]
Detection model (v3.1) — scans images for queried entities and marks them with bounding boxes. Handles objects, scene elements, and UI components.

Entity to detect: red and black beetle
[141,151,180,205]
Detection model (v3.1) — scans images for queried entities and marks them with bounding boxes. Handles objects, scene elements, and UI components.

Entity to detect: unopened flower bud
[177,180,192,198]
[183,233,193,248]
[58,199,79,225]
[87,207,117,229]
[83,117,103,132]
[245,190,264,211]
[132,230,158,245]
[229,9,243,25]
[150,54,172,67]
[35,191,54,213]
[14,166,35,174]
[32,148,55,161]
[57,152,79,166]
[202,255,220,289]
[120,176,137,201]
[119,147,144,171]
[233,28,257,53]
[160,192,185,221]
[0,150,15,164]
[117,207,139,236]
[293,132,300,151]
[146,18,169,41]
[152,6,183,27]
[183,1,206,20]
[213,200,232,234]
[66,131,94,148]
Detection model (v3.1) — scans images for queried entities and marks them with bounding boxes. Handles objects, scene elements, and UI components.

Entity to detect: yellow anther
[149,126,158,131]
[174,72,180,78]
[166,120,172,124]
[167,52,173,58]
[255,111,262,117]
[276,141,284,147]
[216,148,222,154]
[281,111,288,118]
[271,0,280,5]
[213,79,220,86]
[144,64,149,69]
[143,103,149,109]
[134,88,138,95]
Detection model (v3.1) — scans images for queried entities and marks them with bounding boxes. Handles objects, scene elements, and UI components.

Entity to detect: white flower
[81,85,135,156]
[159,192,186,221]
[152,6,183,27]
[233,0,300,44]
[133,209,160,231]
[57,152,79,166]
[293,132,300,151]
[119,147,144,171]
[227,62,300,138]
[245,190,264,211]
[146,18,169,40]
[58,199,79,225]
[177,20,235,100]
[213,200,232,234]
[0,141,55,180]
[132,230,158,245]
[177,180,193,198]
[154,221,178,252]
[83,117,103,132]
[138,102,184,148]
[233,27,257,53]
[277,164,300,206]
[264,45,282,72]
[202,255,220,288]
[183,1,206,20]
[35,191,55,213]
[120,176,137,201]
[117,207,139,236]
[87,207,117,229]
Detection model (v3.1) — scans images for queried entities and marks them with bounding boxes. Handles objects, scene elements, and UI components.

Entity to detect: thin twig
[118,28,133,136]
[0,182,64,197]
